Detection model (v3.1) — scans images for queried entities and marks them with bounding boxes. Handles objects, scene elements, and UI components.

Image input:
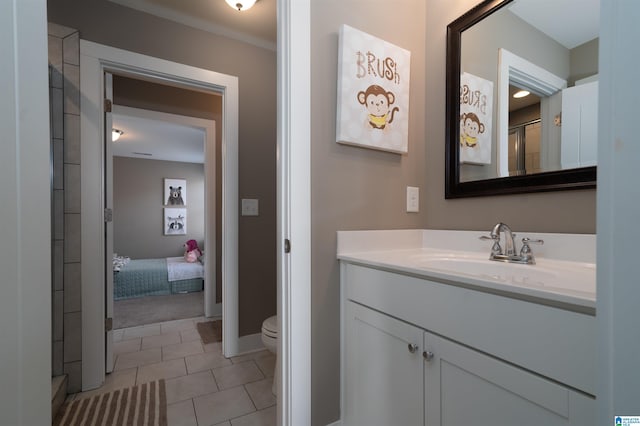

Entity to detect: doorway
[80,40,241,390]
[109,101,217,330]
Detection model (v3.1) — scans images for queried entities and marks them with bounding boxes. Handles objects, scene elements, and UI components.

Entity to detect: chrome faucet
[480,222,544,264]
[491,222,516,257]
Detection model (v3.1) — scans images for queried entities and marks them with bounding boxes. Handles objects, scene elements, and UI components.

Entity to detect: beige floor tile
[161,318,198,334]
[254,355,275,378]
[185,351,232,374]
[163,340,204,361]
[244,378,276,410]
[141,331,181,350]
[167,399,198,426]
[230,406,276,426]
[213,422,231,426]
[114,348,162,371]
[113,329,124,342]
[193,386,255,426]
[166,370,219,404]
[230,350,271,365]
[180,328,202,343]
[122,324,161,340]
[213,361,264,390]
[113,338,141,356]
[136,358,187,384]
[204,341,223,353]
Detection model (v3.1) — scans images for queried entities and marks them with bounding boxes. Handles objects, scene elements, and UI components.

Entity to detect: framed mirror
[445,0,598,198]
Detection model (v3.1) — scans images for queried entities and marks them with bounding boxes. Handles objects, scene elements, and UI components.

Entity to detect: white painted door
[344,302,423,426]
[104,72,115,373]
[423,331,594,426]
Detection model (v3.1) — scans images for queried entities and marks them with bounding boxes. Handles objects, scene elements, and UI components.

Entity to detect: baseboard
[325,420,342,426]
[236,332,264,355]
[207,303,222,317]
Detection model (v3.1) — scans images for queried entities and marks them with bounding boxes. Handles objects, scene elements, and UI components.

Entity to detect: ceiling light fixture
[513,90,530,99]
[112,129,124,142]
[225,0,257,11]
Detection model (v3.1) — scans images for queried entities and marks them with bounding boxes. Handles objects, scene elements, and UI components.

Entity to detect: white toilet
[261,315,279,396]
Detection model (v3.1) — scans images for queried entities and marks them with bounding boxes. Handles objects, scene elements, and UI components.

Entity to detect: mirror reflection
[459,0,599,183]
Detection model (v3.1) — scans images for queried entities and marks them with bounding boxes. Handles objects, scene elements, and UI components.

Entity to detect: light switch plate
[406,186,419,213]
[241,198,259,216]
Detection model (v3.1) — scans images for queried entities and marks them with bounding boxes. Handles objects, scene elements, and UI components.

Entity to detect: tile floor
[67,316,277,426]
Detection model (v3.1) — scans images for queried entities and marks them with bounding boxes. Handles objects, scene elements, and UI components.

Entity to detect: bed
[114,256,204,300]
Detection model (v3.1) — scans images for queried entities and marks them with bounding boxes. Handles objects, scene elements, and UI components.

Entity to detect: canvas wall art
[336,25,411,154]
[164,178,187,206]
[459,72,493,164]
[164,207,187,236]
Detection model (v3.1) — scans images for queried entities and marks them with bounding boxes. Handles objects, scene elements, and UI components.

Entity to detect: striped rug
[53,379,167,426]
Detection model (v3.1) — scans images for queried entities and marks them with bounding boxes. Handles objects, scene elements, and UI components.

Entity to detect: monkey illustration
[357,84,400,130]
[459,112,485,148]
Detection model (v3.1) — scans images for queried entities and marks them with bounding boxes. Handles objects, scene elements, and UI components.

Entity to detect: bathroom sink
[337,229,597,308]
[407,253,596,298]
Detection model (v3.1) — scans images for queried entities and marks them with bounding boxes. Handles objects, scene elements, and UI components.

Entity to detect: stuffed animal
[184,239,202,263]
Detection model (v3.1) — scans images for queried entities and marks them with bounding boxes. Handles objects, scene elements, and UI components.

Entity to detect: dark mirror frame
[445,0,597,199]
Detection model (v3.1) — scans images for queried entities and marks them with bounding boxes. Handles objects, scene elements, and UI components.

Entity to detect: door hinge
[104,99,112,113]
[284,239,291,254]
[105,317,113,332]
[104,208,113,223]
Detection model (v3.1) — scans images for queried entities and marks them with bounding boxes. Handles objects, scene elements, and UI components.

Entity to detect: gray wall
[48,0,277,337]
[311,1,595,425]
[570,38,599,85]
[311,1,428,424]
[113,157,205,259]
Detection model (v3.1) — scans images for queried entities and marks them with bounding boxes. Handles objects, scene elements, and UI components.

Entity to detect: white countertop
[337,229,596,310]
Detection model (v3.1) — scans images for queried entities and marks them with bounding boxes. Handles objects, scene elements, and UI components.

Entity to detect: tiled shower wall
[49,23,82,393]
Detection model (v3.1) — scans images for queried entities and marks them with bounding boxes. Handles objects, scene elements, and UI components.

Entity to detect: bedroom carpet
[114,291,204,329]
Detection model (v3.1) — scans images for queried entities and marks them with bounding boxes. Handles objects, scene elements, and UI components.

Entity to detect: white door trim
[80,40,239,390]
[277,0,311,425]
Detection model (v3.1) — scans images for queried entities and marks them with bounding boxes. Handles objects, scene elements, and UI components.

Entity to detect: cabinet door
[344,302,424,426]
[423,331,594,426]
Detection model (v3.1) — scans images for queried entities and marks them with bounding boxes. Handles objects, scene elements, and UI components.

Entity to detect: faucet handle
[520,238,544,263]
[521,237,544,246]
[480,235,502,256]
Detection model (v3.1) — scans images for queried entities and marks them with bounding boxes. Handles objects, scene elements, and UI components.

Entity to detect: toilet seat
[262,315,278,336]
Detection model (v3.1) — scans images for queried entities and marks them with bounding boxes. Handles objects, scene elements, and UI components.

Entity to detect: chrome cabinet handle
[408,343,419,354]
[423,351,434,362]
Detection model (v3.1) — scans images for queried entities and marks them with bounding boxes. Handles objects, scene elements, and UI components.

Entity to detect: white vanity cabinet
[340,262,596,426]
[344,301,424,426]
[423,331,594,426]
